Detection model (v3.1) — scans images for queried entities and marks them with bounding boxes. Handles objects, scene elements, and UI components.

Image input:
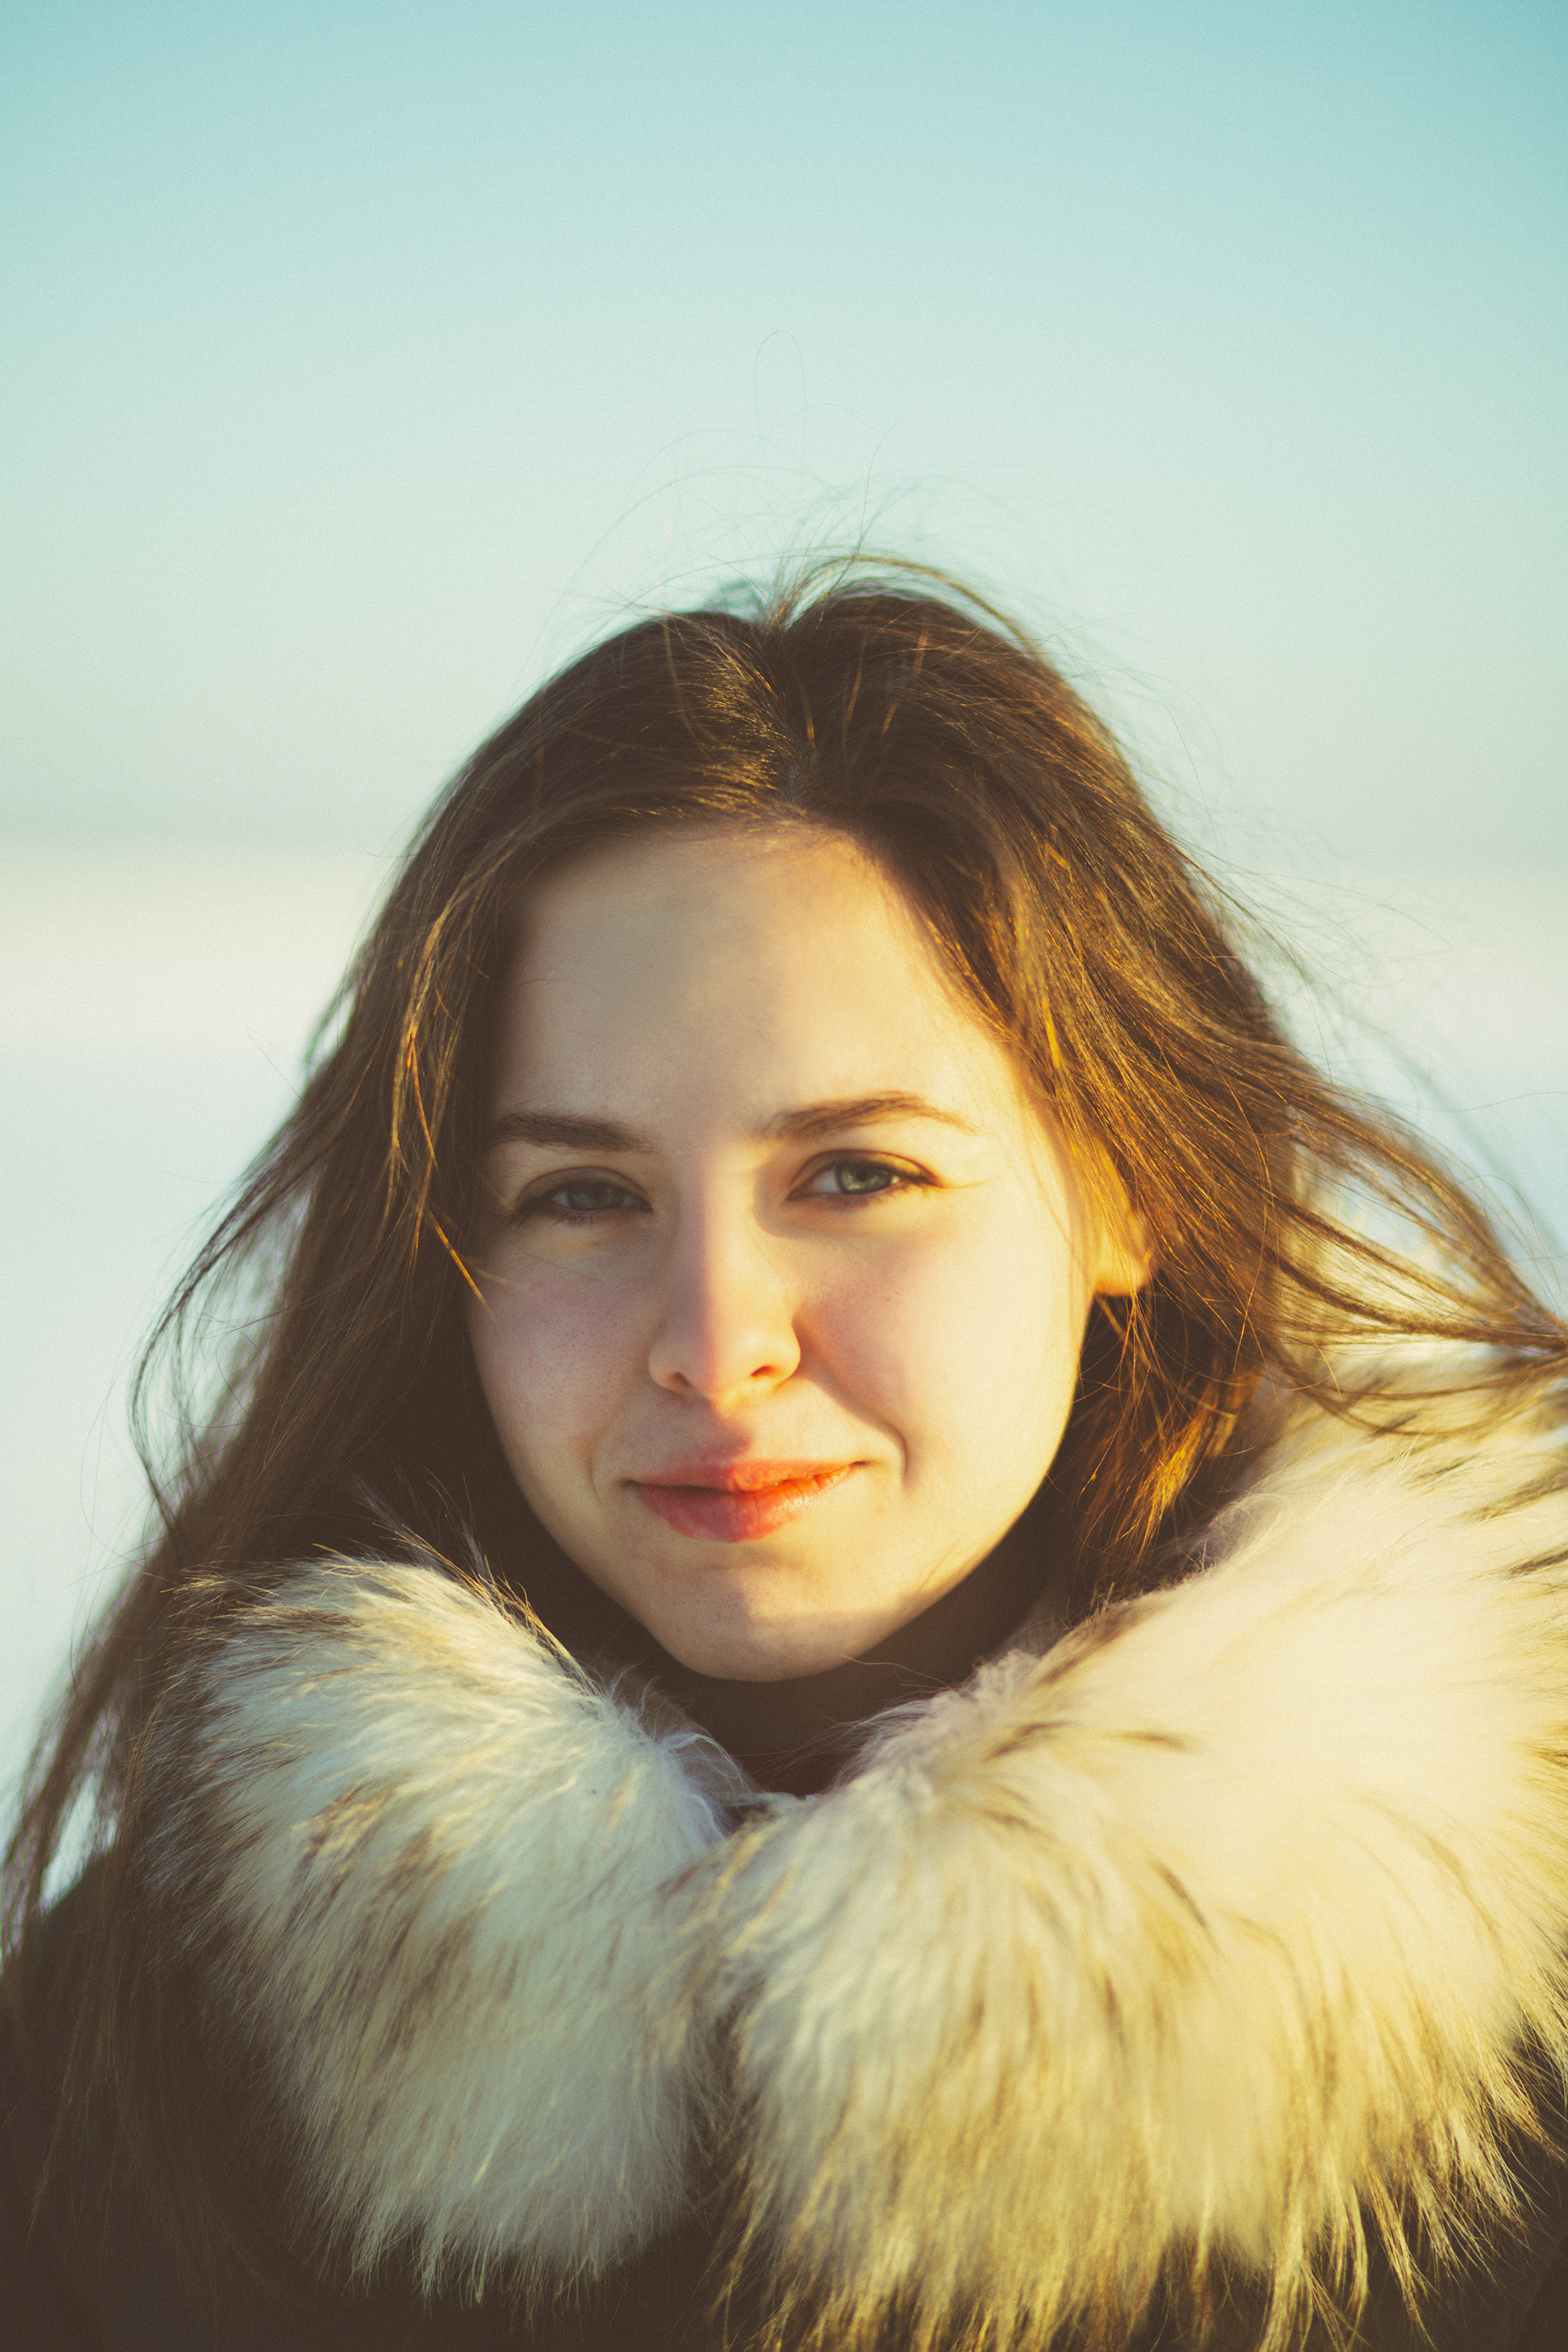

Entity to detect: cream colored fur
[154,1393,1568,2347]
[151,1565,739,2287]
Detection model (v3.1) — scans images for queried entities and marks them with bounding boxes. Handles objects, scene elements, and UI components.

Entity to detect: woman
[5,570,1567,2351]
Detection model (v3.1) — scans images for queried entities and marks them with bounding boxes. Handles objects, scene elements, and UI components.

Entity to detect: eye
[517,1175,648,1224]
[795,1156,927,1202]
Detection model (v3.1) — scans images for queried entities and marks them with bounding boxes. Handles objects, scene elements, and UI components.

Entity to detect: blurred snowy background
[3,1,1564,1796]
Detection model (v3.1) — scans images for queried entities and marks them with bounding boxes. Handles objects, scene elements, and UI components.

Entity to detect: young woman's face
[468,827,1145,1680]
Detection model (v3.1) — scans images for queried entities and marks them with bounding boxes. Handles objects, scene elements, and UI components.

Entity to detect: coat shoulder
[0,1861,714,2349]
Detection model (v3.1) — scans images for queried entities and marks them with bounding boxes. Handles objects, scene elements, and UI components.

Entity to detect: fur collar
[147,1381,1568,2348]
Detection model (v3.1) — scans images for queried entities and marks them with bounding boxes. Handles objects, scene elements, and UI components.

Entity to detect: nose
[646,1199,802,1404]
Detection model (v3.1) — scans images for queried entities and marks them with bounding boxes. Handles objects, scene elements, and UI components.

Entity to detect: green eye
[803,1158,920,1200]
[521,1178,644,1221]
[832,1161,897,1194]
[559,1181,633,1212]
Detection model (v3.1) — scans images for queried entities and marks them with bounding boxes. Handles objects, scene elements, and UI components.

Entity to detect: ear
[1091,1192,1155,1299]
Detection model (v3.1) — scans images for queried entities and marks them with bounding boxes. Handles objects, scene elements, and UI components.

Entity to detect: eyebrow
[483,1093,978,1153]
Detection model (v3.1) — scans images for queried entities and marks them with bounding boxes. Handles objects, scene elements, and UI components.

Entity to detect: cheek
[467,1265,645,1472]
[818,1209,1087,1467]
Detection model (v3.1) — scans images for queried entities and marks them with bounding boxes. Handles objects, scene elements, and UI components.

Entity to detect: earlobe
[1094,1201,1156,1298]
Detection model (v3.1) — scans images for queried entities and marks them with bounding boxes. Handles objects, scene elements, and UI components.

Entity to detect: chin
[655,1624,822,1683]
[652,1591,866,1683]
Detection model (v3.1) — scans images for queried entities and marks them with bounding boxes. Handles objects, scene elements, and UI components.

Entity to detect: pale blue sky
[3,2,1566,1788]
[4,0,1564,858]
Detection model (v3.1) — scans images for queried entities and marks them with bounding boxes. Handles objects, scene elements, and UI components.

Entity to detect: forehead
[492,826,1017,1118]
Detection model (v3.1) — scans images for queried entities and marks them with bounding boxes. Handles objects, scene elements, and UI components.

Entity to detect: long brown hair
[7,561,1565,2276]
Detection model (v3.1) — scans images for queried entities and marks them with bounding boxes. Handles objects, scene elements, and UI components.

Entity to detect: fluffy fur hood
[146,1381,1568,2350]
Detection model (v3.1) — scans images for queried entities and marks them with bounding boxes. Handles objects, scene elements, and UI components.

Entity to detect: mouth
[628,1461,861,1543]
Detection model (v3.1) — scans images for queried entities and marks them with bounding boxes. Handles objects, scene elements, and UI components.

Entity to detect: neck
[496,1483,1068,1778]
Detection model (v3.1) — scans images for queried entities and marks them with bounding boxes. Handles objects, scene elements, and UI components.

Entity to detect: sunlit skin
[466,827,1150,1680]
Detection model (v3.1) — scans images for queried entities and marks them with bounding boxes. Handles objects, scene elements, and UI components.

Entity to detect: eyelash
[517,1178,648,1225]
[515,1156,930,1225]
[796,1156,927,1202]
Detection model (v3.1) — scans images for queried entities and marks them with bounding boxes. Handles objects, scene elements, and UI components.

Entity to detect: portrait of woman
[7,1,1565,2343]
[4,572,1566,2350]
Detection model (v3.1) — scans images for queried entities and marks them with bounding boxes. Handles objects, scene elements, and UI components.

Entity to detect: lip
[629,1460,861,1543]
